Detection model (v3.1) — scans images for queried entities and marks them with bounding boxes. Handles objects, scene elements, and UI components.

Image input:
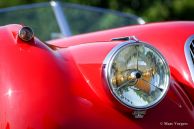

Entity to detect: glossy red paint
[0,23,194,129]
[0,24,74,129]
[57,42,194,129]
[49,21,194,103]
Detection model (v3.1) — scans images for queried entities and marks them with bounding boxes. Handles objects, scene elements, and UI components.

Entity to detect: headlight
[103,39,170,110]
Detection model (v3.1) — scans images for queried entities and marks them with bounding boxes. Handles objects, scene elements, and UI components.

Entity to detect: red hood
[50,21,194,102]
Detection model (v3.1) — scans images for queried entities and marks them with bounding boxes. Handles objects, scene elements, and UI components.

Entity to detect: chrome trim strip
[184,35,194,82]
[50,1,72,36]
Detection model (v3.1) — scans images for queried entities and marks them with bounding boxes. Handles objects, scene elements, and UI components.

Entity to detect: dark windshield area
[0,3,60,40]
[62,3,143,35]
[0,2,144,41]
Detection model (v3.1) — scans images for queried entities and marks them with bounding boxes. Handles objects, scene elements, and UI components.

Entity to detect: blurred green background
[0,0,193,22]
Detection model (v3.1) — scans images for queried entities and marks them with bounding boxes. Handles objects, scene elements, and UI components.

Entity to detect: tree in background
[65,0,194,22]
[0,0,194,22]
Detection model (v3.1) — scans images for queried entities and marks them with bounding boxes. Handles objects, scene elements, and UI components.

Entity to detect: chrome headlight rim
[103,40,170,110]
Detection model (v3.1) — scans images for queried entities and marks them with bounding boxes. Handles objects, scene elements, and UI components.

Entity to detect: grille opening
[190,52,194,64]
[190,41,194,64]
[184,35,194,82]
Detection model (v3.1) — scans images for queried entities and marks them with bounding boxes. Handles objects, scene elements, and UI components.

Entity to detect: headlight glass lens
[104,42,170,109]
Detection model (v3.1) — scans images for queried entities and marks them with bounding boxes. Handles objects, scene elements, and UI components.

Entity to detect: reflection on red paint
[5,123,10,129]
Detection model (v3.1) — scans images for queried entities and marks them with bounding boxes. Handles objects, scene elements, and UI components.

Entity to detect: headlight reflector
[103,41,170,109]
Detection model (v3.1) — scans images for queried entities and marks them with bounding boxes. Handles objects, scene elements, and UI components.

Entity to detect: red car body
[0,22,194,129]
